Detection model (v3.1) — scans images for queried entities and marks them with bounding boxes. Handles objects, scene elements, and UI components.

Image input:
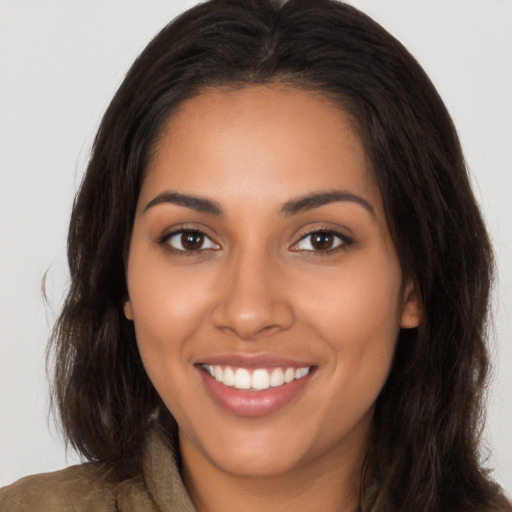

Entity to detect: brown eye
[181,232,204,250]
[310,232,335,250]
[291,230,350,253]
[165,230,220,252]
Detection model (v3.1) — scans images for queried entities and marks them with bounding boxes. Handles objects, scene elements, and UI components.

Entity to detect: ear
[123,300,134,321]
[400,278,421,329]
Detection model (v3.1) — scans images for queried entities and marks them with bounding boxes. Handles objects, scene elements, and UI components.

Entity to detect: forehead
[156,84,363,157]
[141,84,380,215]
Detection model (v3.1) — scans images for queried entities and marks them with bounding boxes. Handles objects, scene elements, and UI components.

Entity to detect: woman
[1,0,509,510]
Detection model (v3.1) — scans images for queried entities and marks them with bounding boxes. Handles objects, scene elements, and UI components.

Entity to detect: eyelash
[158,229,220,256]
[158,227,353,256]
[291,228,353,255]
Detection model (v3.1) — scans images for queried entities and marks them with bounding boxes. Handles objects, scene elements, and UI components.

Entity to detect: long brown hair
[48,0,511,510]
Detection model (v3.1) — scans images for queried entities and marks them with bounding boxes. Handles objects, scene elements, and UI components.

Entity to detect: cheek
[303,283,400,438]
[300,254,402,341]
[126,252,214,380]
[127,266,213,425]
[296,252,402,393]
[129,248,210,326]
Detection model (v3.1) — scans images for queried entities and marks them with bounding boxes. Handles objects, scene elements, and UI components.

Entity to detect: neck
[180,438,363,512]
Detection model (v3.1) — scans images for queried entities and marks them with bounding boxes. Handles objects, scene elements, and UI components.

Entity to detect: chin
[211,449,304,478]
[181,423,311,478]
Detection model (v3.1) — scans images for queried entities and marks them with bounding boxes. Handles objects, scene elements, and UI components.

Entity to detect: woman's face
[124,85,420,479]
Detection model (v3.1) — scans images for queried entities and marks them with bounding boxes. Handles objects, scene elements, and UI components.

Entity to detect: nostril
[212,304,294,341]
[210,270,295,339]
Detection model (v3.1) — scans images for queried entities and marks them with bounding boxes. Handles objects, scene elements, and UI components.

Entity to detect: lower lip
[198,367,313,417]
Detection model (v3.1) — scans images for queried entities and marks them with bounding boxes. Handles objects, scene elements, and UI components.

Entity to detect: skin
[124,85,421,512]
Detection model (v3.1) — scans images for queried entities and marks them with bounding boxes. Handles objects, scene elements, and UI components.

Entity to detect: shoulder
[0,463,118,512]
[0,430,190,512]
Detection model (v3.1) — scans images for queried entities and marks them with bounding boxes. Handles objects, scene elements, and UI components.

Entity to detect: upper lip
[194,353,314,369]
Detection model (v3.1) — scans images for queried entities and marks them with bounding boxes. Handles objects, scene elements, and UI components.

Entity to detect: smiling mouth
[201,364,312,391]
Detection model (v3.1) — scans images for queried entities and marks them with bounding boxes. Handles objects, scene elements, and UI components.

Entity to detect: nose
[211,249,295,340]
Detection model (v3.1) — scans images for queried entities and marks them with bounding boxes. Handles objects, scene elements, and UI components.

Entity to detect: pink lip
[196,358,315,418]
[195,353,312,369]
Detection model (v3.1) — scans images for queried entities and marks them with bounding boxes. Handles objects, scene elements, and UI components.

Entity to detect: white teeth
[270,368,285,387]
[223,366,235,387]
[234,368,251,389]
[214,366,223,382]
[284,367,295,383]
[252,369,270,390]
[204,364,311,390]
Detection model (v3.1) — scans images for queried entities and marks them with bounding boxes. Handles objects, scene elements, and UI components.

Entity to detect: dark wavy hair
[48,0,511,510]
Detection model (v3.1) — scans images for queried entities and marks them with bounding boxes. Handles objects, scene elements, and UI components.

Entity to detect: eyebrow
[144,191,223,215]
[280,190,375,217]
[143,189,375,218]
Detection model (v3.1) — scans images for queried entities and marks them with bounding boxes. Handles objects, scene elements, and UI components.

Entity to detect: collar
[142,430,196,512]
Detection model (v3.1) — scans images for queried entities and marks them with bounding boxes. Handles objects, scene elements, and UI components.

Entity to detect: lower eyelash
[297,229,353,255]
[156,228,352,257]
[157,229,209,256]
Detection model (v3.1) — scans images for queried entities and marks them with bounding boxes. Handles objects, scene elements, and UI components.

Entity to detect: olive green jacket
[0,432,196,511]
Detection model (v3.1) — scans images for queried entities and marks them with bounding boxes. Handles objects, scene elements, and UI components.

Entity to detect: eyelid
[289,228,353,253]
[159,227,221,253]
